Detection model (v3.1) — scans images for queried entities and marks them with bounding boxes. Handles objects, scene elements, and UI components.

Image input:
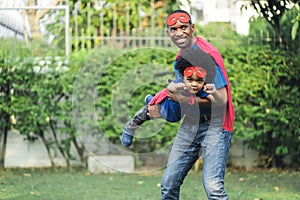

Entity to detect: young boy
[121,54,214,147]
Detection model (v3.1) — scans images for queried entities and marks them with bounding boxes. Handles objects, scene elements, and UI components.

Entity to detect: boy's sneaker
[121,131,134,147]
[121,105,150,147]
[145,94,153,105]
[121,121,137,147]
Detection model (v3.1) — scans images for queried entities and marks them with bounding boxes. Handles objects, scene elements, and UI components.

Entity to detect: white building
[0,0,31,39]
[0,0,61,40]
[180,0,258,35]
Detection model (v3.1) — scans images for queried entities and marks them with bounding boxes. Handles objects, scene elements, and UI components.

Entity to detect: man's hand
[167,82,186,93]
[204,84,227,105]
[203,84,217,94]
[147,105,161,118]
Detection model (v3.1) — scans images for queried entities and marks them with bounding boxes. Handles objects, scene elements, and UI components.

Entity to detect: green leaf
[292,21,299,40]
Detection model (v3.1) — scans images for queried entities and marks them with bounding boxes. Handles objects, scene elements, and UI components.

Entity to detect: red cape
[150,37,234,132]
[193,37,234,131]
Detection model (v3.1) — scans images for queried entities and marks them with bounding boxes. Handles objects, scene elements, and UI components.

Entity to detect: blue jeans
[161,118,232,200]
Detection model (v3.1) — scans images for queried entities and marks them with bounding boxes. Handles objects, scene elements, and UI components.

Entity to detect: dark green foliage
[76,47,180,152]
[248,6,300,54]
[223,44,300,168]
[0,39,83,167]
[1,14,300,168]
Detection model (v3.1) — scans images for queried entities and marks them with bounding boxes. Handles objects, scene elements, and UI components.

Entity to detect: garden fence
[71,2,175,52]
[70,2,279,52]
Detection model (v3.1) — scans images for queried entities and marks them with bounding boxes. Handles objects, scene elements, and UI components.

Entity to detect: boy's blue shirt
[158,65,226,122]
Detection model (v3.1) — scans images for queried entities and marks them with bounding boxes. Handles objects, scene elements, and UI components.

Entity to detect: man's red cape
[193,37,234,132]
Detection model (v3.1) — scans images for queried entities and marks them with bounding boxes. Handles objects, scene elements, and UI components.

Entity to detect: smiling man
[147,10,235,200]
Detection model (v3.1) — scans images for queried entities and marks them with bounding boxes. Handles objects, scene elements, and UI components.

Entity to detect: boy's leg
[121,105,150,147]
[121,95,153,147]
[145,94,153,105]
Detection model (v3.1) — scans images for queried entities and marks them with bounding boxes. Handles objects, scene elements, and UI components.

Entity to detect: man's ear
[166,28,170,36]
[191,23,195,32]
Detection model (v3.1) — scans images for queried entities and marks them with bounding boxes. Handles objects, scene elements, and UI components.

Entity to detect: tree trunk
[39,130,55,168]
[26,0,63,40]
[0,121,8,168]
[0,81,11,168]
[72,137,86,167]
[27,9,42,40]
[49,120,70,167]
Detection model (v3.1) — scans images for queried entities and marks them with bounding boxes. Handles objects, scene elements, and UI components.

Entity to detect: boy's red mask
[166,12,191,26]
[184,66,206,78]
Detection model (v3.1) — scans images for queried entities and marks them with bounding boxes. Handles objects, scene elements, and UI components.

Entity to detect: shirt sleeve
[173,59,183,81]
[213,65,227,89]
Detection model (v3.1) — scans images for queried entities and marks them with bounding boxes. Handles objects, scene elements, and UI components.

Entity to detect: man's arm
[147,104,161,118]
[204,84,227,105]
[168,85,228,106]
[168,91,211,106]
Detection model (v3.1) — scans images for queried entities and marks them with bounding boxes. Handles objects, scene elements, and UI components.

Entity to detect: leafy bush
[51,42,300,168]
[75,47,181,153]
[1,30,300,169]
[223,44,300,168]
[0,39,85,167]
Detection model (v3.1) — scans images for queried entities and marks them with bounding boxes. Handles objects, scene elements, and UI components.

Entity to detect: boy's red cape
[150,37,234,131]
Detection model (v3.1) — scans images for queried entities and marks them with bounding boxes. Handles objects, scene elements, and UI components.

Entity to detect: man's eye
[181,25,188,29]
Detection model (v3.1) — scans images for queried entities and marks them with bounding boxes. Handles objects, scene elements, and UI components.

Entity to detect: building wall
[180,0,258,35]
[0,0,30,39]
[5,130,259,171]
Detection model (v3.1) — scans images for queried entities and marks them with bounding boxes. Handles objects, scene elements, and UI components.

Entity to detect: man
[148,10,234,200]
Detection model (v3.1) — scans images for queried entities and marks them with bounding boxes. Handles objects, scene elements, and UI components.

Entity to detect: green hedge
[222,45,300,168]
[0,39,81,167]
[1,38,300,168]
[79,44,300,168]
[77,47,181,152]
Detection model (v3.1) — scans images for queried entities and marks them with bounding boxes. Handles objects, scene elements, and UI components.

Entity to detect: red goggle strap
[166,12,191,26]
[184,66,207,78]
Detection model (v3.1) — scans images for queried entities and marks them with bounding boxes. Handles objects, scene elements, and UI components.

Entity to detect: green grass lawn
[0,167,299,200]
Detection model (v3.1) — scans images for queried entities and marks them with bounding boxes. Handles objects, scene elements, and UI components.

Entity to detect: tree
[0,39,31,168]
[26,0,64,40]
[242,0,300,49]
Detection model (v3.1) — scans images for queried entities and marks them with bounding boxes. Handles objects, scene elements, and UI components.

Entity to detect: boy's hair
[176,56,193,76]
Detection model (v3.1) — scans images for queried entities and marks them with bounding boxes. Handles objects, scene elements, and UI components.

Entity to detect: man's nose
[175,28,184,35]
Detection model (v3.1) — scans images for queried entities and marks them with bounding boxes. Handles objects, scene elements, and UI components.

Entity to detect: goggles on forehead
[184,66,207,78]
[166,12,191,26]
